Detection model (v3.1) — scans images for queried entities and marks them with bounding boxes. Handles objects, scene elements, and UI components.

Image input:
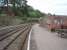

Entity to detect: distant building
[47,15,67,30]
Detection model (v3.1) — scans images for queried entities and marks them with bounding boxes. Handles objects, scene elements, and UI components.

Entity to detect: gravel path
[30,24,67,50]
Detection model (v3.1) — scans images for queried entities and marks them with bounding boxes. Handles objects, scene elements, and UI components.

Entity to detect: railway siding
[0,24,32,50]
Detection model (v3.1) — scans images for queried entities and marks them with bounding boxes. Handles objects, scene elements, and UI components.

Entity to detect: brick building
[46,15,67,30]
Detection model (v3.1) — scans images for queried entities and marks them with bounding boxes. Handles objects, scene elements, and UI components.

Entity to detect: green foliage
[28,9,44,18]
[0,0,45,18]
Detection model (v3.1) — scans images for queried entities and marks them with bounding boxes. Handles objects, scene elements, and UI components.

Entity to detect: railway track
[0,24,32,50]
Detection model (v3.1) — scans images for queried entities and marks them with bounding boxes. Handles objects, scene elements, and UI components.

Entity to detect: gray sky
[27,0,67,15]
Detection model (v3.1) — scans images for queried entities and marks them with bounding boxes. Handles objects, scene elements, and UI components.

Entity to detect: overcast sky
[27,0,67,15]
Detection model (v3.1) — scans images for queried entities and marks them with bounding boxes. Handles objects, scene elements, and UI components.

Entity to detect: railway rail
[0,23,32,50]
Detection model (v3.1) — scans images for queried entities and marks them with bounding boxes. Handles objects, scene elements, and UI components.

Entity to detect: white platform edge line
[27,28,32,50]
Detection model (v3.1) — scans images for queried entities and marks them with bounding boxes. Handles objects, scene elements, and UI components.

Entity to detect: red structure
[46,15,67,31]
